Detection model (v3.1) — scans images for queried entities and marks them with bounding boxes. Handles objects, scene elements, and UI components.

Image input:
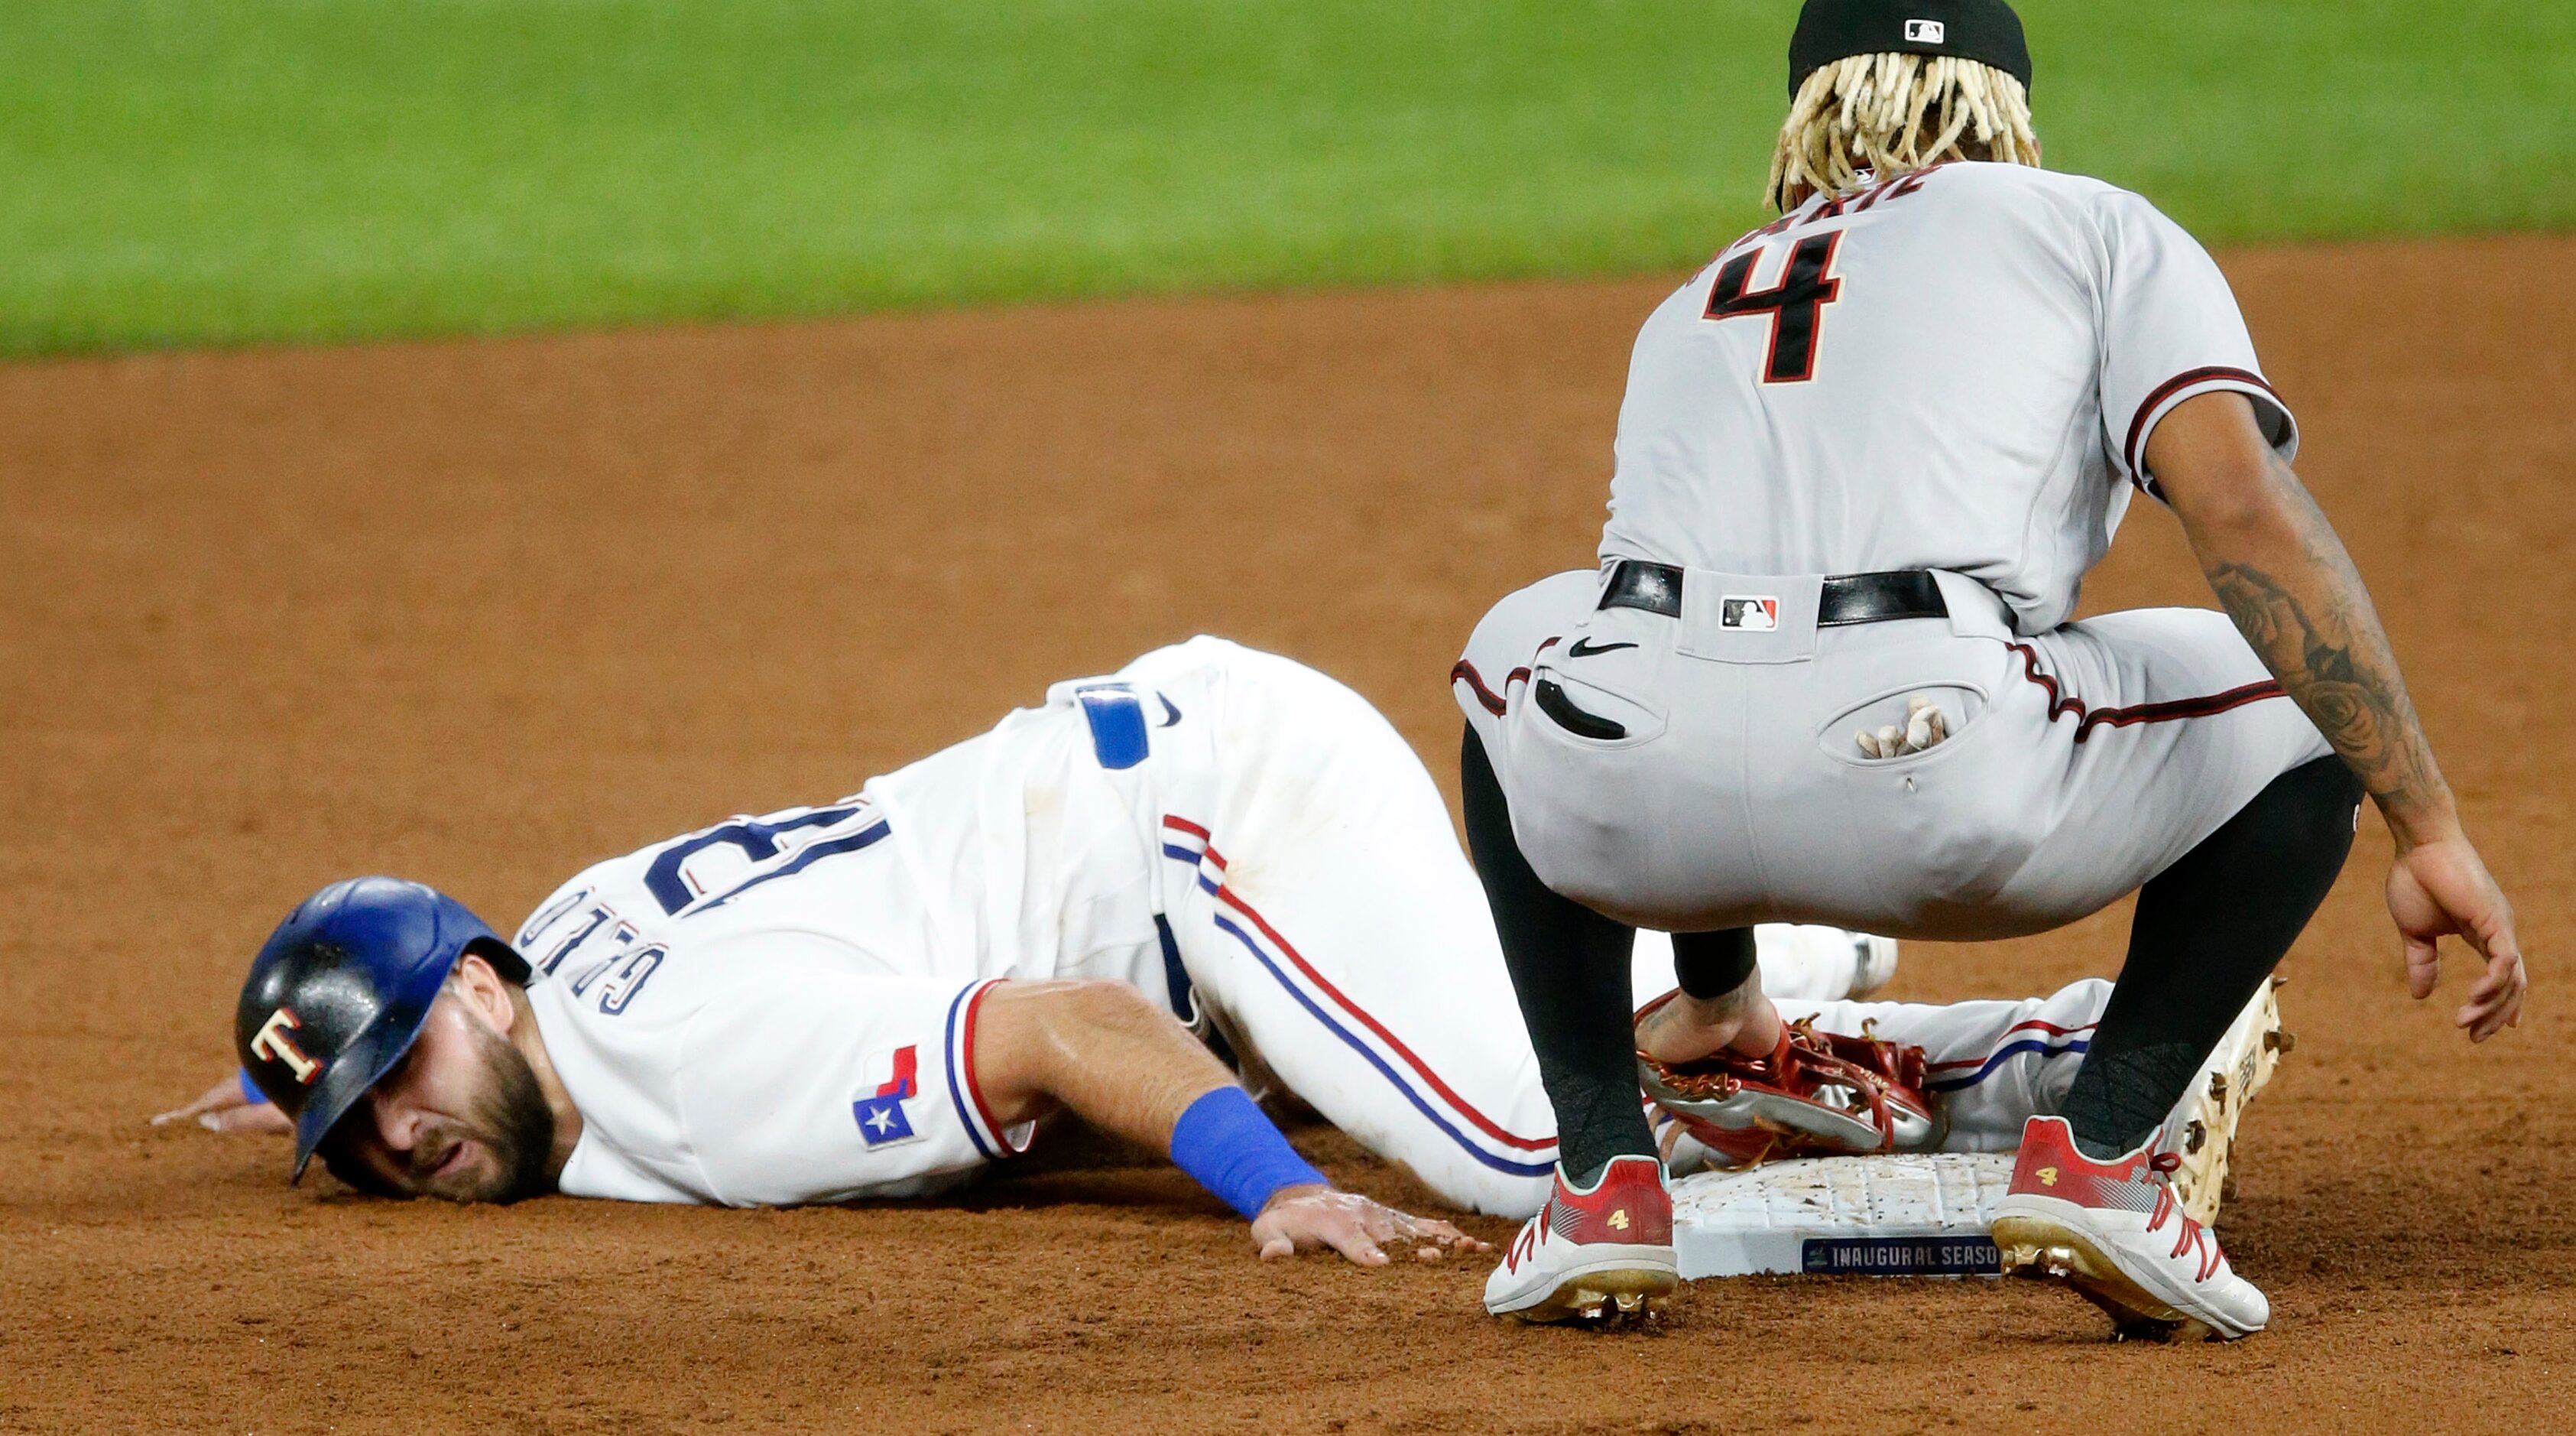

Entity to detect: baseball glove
[1636,992,1942,1169]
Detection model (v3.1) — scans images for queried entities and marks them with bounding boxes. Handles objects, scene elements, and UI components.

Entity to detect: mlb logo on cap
[1905,18,1946,43]
[1721,596,1781,632]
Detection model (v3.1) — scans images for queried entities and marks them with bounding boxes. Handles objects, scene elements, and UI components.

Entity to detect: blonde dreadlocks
[1764,52,2039,213]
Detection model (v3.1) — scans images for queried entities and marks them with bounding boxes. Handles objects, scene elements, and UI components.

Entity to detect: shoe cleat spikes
[2109,1313,2210,1344]
[2161,982,2292,1226]
[1997,1239,2070,1279]
[1996,1223,2243,1343]
[1565,1288,1664,1325]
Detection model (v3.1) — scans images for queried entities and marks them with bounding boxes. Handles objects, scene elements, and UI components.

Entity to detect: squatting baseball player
[1455,0,2526,1335]
[168,641,2261,1264]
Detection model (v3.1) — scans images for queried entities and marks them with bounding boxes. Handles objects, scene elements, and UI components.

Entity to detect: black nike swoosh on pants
[1565,638,1638,658]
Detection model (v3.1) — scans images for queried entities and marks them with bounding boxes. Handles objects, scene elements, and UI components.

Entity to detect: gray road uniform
[1455,162,2331,939]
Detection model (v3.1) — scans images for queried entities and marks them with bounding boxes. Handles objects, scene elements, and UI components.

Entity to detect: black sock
[1460,724,1654,1184]
[1672,928,1757,999]
[2062,754,2364,1160]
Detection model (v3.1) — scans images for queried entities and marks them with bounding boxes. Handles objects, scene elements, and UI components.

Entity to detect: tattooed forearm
[2194,450,2454,841]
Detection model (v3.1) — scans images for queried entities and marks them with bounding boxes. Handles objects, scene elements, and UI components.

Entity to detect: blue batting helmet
[235,877,525,1181]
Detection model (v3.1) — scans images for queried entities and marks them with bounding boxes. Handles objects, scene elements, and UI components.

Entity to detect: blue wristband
[238,1067,268,1106]
[1169,1087,1328,1220]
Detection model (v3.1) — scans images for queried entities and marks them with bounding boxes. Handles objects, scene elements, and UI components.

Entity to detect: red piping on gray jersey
[1452,638,1556,716]
[2010,642,2288,742]
[1450,659,1523,716]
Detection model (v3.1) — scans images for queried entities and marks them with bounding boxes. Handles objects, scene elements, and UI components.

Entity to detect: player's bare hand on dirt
[2386,836,2526,1041]
[151,1075,291,1134]
[1249,1185,1488,1267]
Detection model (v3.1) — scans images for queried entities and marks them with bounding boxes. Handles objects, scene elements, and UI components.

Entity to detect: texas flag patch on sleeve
[852,1045,921,1147]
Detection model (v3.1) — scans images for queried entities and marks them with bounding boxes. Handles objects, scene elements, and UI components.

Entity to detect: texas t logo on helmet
[235,875,526,1181]
[248,1008,320,1084]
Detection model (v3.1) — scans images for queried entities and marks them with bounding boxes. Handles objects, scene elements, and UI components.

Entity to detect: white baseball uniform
[515,640,2117,1220]
[1457,162,2331,937]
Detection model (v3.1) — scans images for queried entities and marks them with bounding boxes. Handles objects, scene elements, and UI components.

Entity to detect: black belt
[1597,560,1948,627]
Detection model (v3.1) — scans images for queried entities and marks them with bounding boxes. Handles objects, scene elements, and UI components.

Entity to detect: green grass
[2,1,2569,353]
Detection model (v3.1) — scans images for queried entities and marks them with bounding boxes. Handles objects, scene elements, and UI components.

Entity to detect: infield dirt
[5,236,2571,1434]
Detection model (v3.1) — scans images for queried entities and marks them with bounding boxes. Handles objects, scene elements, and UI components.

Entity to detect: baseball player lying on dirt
[161,641,2271,1266]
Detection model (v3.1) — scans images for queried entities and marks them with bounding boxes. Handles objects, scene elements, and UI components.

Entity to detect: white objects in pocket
[1855,694,1948,759]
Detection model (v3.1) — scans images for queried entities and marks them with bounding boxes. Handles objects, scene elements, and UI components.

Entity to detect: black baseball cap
[1789,0,2034,98]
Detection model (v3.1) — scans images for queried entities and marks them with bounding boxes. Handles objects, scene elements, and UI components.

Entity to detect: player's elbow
[2166,471,2283,545]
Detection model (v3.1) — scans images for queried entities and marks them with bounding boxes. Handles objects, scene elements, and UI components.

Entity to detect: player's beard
[410,1016,558,1204]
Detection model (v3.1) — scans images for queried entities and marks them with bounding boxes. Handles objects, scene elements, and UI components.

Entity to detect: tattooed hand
[2151,390,2527,1042]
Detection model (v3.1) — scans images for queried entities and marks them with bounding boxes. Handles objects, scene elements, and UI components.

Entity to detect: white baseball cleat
[2160,978,2292,1226]
[1483,1155,1679,1323]
[1991,1116,2269,1341]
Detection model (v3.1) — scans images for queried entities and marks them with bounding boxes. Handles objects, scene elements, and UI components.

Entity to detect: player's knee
[2223,754,2365,873]
[2280,753,2365,829]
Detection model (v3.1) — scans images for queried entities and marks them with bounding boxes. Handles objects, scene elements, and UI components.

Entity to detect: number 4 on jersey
[1704,232,1844,384]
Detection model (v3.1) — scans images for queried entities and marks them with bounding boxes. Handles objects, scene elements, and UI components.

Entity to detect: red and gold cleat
[1483,1155,1678,1323]
[1991,1115,2269,1341]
